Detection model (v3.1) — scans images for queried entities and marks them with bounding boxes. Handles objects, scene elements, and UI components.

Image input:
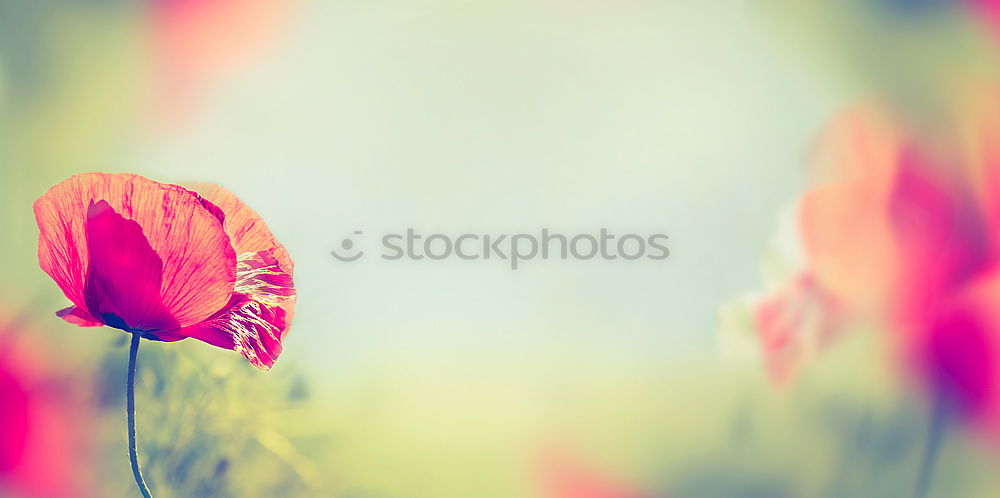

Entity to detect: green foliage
[92,337,326,498]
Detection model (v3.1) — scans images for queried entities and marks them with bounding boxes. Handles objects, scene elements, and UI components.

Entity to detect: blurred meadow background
[5,0,1000,497]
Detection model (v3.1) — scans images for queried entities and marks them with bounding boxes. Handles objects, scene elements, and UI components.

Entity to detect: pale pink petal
[55,307,103,328]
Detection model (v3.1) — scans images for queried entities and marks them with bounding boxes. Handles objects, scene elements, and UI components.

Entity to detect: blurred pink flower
[538,448,650,498]
[797,104,987,325]
[759,98,1000,425]
[150,0,295,124]
[754,272,844,386]
[0,317,94,498]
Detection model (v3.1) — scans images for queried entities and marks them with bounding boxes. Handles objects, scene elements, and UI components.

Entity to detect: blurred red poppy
[150,0,295,124]
[798,104,988,328]
[760,99,1000,426]
[538,448,649,498]
[0,316,94,498]
[34,172,295,370]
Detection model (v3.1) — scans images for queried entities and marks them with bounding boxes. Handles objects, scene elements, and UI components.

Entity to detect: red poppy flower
[34,172,295,370]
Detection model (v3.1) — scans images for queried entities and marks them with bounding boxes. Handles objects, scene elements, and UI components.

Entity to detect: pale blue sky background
[143,0,840,378]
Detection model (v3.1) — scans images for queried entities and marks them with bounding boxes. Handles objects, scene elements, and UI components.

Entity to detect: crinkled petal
[187,182,293,273]
[167,250,295,370]
[34,173,236,328]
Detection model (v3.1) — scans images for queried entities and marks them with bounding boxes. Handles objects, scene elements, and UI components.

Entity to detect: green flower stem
[915,396,948,498]
[127,331,153,498]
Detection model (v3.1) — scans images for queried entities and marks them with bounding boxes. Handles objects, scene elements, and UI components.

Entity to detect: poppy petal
[34,173,237,328]
[886,148,989,322]
[83,201,179,332]
[902,266,1000,423]
[187,182,293,273]
[168,250,294,370]
[754,273,844,386]
[799,105,901,311]
[799,105,990,323]
[56,307,103,328]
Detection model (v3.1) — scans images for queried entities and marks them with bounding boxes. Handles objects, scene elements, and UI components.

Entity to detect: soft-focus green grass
[58,329,1000,498]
